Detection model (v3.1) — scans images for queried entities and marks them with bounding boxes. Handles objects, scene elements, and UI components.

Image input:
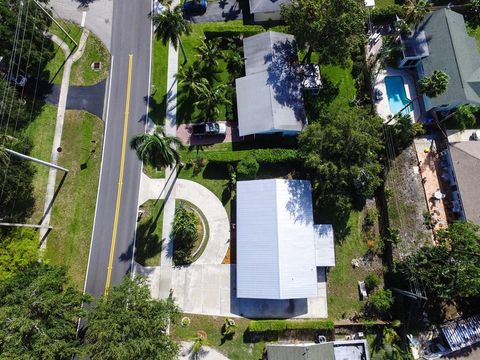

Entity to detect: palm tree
[222,318,237,337]
[418,70,449,98]
[174,64,208,98]
[195,38,222,70]
[130,127,182,169]
[152,6,192,64]
[193,83,232,120]
[403,0,432,30]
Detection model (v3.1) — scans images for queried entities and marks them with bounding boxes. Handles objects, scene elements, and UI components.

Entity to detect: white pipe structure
[4,148,69,173]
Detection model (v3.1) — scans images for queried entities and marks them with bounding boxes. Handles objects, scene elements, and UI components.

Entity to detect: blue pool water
[384,76,413,116]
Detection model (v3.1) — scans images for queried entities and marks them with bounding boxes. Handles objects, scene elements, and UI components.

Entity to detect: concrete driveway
[176,121,241,146]
[138,174,230,265]
[179,342,229,360]
[184,0,244,23]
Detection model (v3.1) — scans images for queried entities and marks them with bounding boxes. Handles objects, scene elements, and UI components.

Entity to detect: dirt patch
[385,144,432,258]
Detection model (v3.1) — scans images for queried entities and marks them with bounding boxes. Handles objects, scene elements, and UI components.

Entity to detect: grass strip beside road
[135,200,164,266]
[150,39,169,126]
[44,110,103,289]
[24,104,58,224]
[70,33,110,86]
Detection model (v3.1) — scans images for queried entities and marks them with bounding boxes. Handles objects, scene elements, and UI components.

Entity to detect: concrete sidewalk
[39,29,89,247]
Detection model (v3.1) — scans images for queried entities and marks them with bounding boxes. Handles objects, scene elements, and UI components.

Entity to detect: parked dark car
[192,122,226,136]
[182,0,207,14]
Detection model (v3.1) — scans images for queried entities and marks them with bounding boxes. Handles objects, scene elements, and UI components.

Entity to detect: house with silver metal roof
[248,0,290,22]
[236,179,335,301]
[235,31,307,137]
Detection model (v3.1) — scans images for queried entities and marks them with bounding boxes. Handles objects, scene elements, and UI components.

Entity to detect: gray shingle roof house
[248,0,290,21]
[399,9,480,111]
[266,340,370,360]
[447,141,480,225]
[236,179,334,300]
[235,31,307,137]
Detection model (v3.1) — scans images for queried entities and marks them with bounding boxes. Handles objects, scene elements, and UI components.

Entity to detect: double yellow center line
[104,54,134,297]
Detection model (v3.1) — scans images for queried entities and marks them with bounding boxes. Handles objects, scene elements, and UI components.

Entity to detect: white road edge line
[83,55,115,295]
[130,0,154,279]
[81,11,87,28]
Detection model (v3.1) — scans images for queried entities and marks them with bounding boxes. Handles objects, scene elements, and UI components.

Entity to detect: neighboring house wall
[253,11,282,22]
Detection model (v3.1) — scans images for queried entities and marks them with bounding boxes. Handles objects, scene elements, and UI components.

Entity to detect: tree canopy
[298,107,384,212]
[0,0,54,76]
[0,263,89,360]
[130,127,182,169]
[396,221,480,302]
[84,276,180,360]
[281,0,365,63]
[0,228,38,281]
[418,70,449,98]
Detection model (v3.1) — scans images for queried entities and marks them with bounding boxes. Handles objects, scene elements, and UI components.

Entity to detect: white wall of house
[253,11,281,22]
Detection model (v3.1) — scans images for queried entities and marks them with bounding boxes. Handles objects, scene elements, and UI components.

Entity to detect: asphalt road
[83,0,152,298]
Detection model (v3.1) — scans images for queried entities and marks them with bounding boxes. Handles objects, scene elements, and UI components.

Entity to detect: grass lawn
[23,104,58,224]
[150,39,169,125]
[46,20,110,86]
[44,110,103,288]
[326,210,370,320]
[70,32,110,86]
[135,199,164,266]
[171,314,265,360]
[319,62,356,111]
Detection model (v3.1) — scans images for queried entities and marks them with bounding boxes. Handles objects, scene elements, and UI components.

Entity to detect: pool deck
[374,68,421,124]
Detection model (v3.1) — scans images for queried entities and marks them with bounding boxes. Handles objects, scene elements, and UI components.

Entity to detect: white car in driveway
[192,122,227,136]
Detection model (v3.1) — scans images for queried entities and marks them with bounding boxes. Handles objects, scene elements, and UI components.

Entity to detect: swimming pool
[384,76,413,116]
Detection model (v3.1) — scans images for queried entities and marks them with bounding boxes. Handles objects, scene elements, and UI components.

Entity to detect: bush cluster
[236,156,259,180]
[248,319,334,333]
[182,148,299,164]
[203,24,264,39]
[370,5,404,23]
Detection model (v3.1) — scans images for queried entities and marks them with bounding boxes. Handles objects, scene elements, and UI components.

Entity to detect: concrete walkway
[39,29,89,247]
[48,0,113,50]
[179,341,229,360]
[138,173,230,264]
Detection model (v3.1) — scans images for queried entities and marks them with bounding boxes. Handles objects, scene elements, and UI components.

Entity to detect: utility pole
[32,0,78,47]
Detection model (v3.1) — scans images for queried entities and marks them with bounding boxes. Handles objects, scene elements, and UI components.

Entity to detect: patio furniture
[434,190,445,200]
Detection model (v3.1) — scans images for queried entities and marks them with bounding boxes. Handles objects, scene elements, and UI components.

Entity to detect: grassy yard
[171,314,265,360]
[45,20,83,85]
[23,104,58,224]
[326,210,371,320]
[44,110,103,288]
[150,39,169,125]
[135,199,164,266]
[46,20,110,86]
[70,32,110,86]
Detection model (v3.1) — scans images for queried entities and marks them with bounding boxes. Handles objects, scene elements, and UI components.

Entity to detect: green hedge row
[370,5,404,23]
[181,148,299,164]
[203,23,265,39]
[248,320,335,332]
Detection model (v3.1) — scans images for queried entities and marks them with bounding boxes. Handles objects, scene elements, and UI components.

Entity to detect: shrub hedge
[248,320,335,333]
[203,23,265,39]
[180,148,299,164]
[370,5,404,23]
[236,156,259,180]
